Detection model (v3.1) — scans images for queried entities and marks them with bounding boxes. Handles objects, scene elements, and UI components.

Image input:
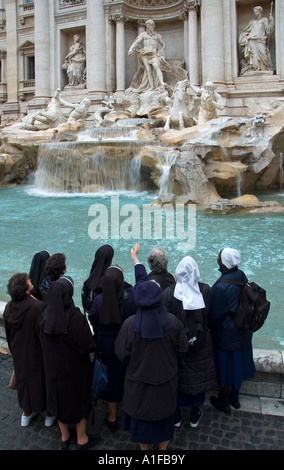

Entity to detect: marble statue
[239,5,274,75]
[164,80,196,131]
[93,95,115,126]
[128,19,171,92]
[59,95,91,123]
[21,90,91,131]
[189,81,224,124]
[28,88,65,128]
[62,34,86,87]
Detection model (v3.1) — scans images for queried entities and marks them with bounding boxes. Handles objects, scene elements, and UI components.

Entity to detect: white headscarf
[174,256,205,310]
[221,248,241,269]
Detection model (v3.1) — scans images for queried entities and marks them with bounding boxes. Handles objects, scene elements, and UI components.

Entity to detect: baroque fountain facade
[0,0,283,211]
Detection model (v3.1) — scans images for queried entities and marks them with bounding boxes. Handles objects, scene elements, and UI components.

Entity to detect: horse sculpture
[164,80,197,132]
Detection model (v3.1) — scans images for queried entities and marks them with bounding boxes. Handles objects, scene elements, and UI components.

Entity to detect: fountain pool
[0,185,283,351]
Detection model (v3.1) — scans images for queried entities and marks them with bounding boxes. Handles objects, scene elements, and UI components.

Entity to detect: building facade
[0,0,283,124]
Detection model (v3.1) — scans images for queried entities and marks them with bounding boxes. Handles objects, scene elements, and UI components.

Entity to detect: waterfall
[236,171,242,198]
[34,142,142,193]
[157,150,178,196]
[129,155,141,188]
[77,127,138,142]
[280,153,283,192]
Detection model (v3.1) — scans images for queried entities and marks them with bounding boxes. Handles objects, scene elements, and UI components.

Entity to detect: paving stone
[1,352,284,452]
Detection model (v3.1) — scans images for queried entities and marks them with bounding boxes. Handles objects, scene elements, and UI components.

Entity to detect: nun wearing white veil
[208,247,255,414]
[163,256,217,428]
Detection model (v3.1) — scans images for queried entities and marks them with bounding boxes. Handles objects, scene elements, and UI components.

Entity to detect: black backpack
[218,277,270,332]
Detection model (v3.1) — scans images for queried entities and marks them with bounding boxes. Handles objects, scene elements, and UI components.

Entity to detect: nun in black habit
[88,257,148,432]
[4,272,48,427]
[29,250,51,300]
[40,276,100,450]
[115,259,188,451]
[81,244,114,313]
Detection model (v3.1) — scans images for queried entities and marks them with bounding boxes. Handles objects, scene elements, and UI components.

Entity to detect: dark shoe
[229,388,240,409]
[61,428,76,450]
[174,407,182,428]
[210,396,231,414]
[190,407,203,428]
[76,434,100,450]
[104,417,118,432]
[229,399,241,409]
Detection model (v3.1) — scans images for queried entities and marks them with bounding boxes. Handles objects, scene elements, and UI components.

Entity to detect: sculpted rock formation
[0,19,283,211]
[0,98,284,212]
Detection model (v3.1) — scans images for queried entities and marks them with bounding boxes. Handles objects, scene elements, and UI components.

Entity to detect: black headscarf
[42,276,75,335]
[133,280,170,339]
[84,245,114,292]
[99,266,125,325]
[29,250,51,299]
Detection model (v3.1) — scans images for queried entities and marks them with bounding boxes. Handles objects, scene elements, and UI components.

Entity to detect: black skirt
[122,412,175,444]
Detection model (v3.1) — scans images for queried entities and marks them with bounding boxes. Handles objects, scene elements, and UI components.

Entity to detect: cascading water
[157,150,178,196]
[77,127,139,142]
[34,126,177,196]
[236,171,242,198]
[34,141,142,193]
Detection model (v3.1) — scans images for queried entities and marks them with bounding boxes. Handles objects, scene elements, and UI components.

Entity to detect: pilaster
[201,0,225,83]
[86,0,106,99]
[186,0,200,85]
[4,0,19,114]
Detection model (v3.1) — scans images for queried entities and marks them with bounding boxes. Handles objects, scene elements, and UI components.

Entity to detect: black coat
[147,270,175,291]
[88,263,148,402]
[4,296,47,414]
[208,267,252,351]
[40,307,95,424]
[115,313,188,421]
[163,282,217,396]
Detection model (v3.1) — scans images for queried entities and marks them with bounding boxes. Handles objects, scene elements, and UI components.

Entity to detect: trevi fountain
[0,7,283,353]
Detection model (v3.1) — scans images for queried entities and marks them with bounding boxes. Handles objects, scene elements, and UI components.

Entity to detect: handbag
[9,370,16,390]
[91,357,109,401]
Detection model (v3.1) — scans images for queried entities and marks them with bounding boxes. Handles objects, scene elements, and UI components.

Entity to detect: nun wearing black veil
[81,244,114,313]
[115,246,188,451]
[88,254,148,432]
[29,250,51,300]
[40,276,100,450]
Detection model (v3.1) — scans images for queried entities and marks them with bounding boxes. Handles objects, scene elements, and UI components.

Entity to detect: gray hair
[147,247,168,272]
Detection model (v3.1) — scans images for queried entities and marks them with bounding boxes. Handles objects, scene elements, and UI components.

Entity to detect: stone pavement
[0,350,284,454]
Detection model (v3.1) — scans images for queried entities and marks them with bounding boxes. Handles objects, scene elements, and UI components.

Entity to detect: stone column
[5,0,18,105]
[113,14,127,93]
[104,7,111,92]
[86,0,106,98]
[275,0,284,78]
[137,20,145,36]
[179,9,188,72]
[201,0,224,83]
[34,0,50,99]
[187,1,200,85]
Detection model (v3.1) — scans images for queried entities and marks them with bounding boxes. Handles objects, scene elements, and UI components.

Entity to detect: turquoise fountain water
[0,183,283,351]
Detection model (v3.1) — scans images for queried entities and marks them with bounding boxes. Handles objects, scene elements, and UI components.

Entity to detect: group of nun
[3,243,255,450]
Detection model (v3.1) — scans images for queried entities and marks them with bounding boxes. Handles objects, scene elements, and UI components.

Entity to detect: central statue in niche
[128,19,172,92]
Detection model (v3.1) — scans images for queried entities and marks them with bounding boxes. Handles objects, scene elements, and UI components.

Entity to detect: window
[26,55,35,80]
